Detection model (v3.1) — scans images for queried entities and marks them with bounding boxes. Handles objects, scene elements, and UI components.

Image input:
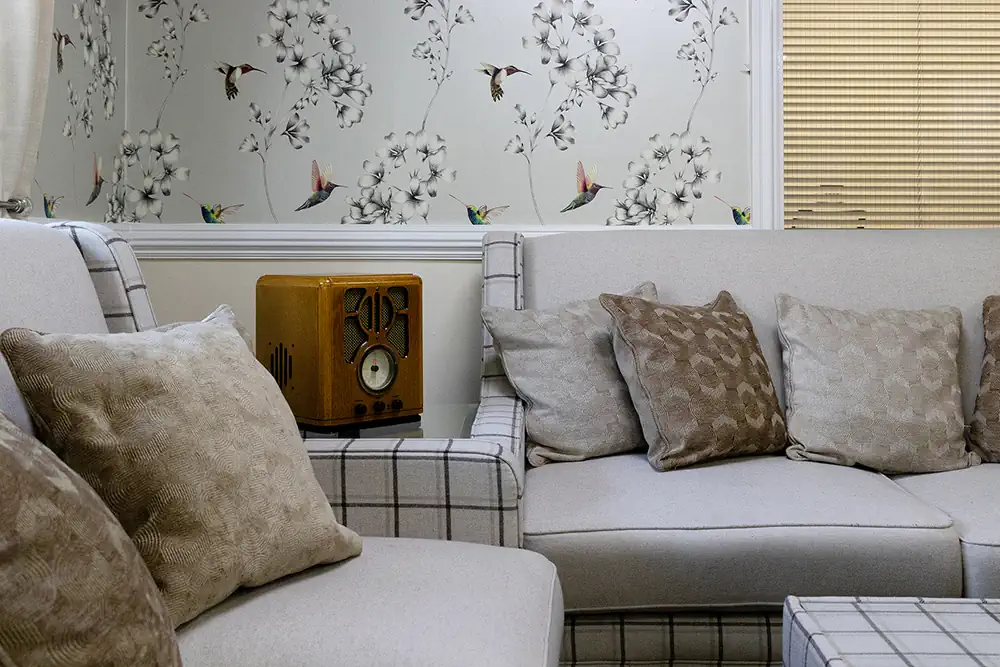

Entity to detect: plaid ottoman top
[784,596,1000,667]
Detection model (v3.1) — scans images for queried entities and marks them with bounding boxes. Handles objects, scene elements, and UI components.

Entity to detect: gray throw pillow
[482,283,657,466]
[777,294,980,473]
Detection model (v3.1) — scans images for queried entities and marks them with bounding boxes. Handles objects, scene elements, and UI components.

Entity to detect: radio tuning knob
[391,399,403,411]
[373,401,386,413]
[354,404,367,416]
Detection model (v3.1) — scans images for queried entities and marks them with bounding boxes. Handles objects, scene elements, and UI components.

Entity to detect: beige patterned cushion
[482,283,657,466]
[777,294,980,473]
[600,291,787,472]
[0,413,181,666]
[970,296,1000,460]
[0,305,363,628]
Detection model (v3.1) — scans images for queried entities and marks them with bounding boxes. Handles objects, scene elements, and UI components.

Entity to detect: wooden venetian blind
[783,1,1000,228]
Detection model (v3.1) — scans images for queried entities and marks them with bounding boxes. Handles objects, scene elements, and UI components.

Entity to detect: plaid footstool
[783,596,1000,667]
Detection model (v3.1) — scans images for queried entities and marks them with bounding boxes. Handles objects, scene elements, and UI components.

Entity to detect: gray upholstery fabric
[523,454,961,612]
[0,220,108,435]
[894,464,1000,597]
[482,283,656,466]
[517,230,1000,423]
[177,537,563,667]
[778,294,978,473]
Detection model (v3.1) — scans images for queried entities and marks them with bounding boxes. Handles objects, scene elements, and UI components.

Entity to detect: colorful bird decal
[715,196,751,226]
[183,193,244,224]
[215,62,265,100]
[42,193,64,219]
[85,153,105,206]
[295,160,342,212]
[53,31,75,74]
[477,63,530,102]
[561,161,610,213]
[449,194,509,225]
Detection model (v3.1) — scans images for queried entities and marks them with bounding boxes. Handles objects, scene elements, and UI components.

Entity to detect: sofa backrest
[483,229,1000,424]
[0,220,108,434]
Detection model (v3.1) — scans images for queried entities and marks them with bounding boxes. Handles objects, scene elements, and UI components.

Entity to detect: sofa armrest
[306,437,521,547]
[45,221,158,333]
[471,395,526,493]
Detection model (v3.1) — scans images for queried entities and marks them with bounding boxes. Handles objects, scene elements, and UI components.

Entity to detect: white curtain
[0,0,55,218]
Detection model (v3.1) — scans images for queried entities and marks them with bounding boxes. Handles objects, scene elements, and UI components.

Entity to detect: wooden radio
[255,274,423,429]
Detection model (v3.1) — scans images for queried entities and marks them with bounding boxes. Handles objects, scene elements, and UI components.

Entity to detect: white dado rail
[112,224,750,262]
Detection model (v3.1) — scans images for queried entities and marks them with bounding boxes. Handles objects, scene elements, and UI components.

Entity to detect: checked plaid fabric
[306,437,520,547]
[785,596,1000,667]
[562,611,783,667]
[46,222,157,333]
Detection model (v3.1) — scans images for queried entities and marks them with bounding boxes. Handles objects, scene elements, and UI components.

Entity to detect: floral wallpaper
[37,0,750,226]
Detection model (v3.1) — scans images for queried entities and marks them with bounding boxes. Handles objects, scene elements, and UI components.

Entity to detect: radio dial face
[359,346,396,394]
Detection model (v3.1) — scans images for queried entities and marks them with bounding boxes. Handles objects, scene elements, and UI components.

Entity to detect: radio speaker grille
[388,286,408,310]
[344,316,366,362]
[387,314,409,357]
[269,343,293,389]
[344,288,365,313]
[359,296,373,331]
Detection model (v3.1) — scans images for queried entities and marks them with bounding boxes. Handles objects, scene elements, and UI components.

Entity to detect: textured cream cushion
[970,296,1000,460]
[0,413,181,667]
[0,305,363,627]
[777,294,980,473]
[600,291,786,472]
[178,537,563,667]
[482,282,656,466]
[523,454,961,612]
[894,465,1000,598]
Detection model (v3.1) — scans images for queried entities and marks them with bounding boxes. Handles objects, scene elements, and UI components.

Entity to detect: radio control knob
[354,404,367,416]
[391,399,403,411]
[373,401,386,413]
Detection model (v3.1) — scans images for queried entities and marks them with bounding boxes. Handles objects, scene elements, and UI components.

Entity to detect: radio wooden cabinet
[256,274,423,429]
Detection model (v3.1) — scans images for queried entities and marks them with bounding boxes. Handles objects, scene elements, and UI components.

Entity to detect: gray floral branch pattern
[60,0,119,203]
[608,0,735,226]
[105,0,205,223]
[241,0,372,223]
[508,0,636,224]
[342,0,471,225]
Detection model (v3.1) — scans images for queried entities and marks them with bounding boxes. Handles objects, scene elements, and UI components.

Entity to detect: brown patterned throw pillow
[600,292,786,472]
[971,296,1000,460]
[0,306,363,627]
[0,413,181,667]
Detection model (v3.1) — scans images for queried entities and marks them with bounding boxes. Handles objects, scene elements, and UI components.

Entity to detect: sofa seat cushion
[176,537,563,667]
[523,454,961,613]
[894,464,1000,597]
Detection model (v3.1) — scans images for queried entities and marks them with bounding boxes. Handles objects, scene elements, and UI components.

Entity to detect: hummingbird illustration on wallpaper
[477,63,530,102]
[715,195,751,226]
[560,161,610,213]
[448,194,509,225]
[183,193,244,224]
[215,62,265,100]
[295,160,343,212]
[85,153,105,206]
[42,193,64,219]
[53,30,75,74]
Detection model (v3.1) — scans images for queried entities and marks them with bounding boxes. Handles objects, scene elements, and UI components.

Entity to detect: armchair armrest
[307,437,521,547]
[471,395,526,494]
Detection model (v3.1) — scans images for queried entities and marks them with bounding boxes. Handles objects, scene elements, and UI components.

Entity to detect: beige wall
[139,259,484,405]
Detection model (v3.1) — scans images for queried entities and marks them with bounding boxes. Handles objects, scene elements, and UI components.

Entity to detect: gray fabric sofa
[470,230,1000,667]
[0,219,563,667]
